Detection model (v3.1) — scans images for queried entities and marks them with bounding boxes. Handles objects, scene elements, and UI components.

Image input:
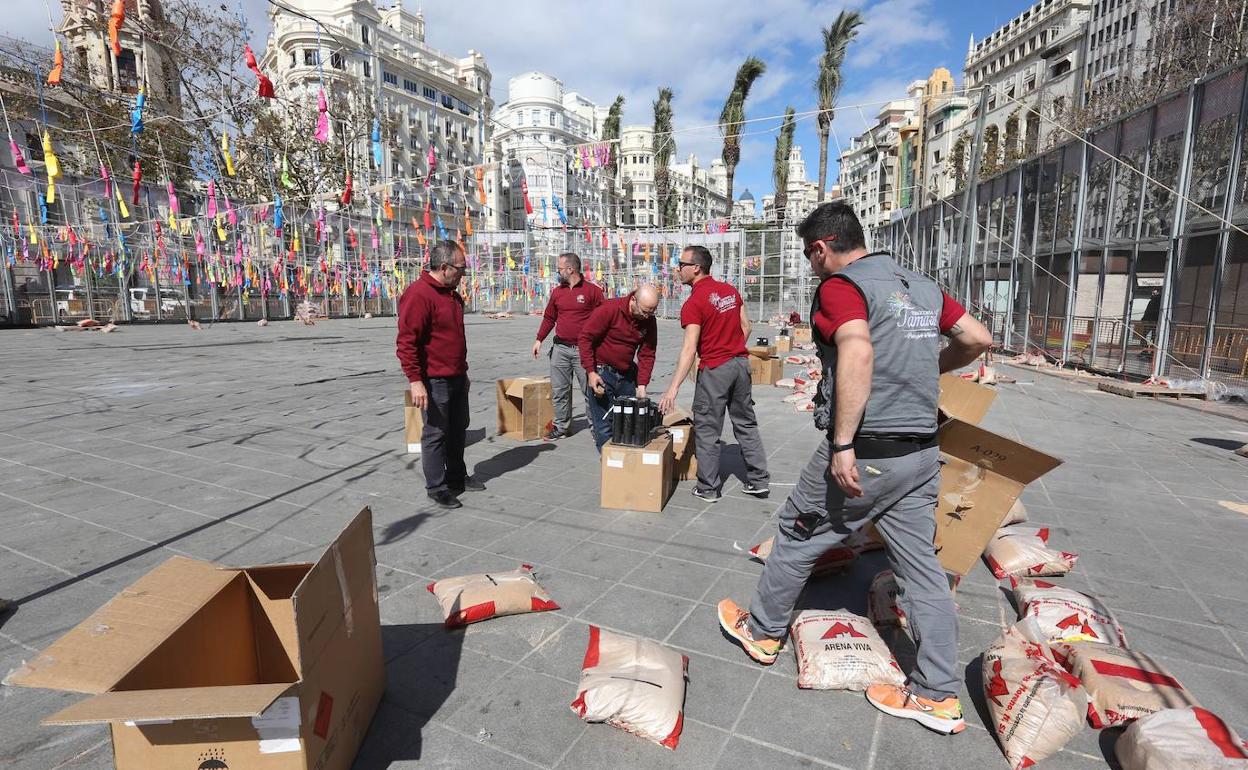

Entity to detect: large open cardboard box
[749,356,783,386]
[5,508,384,770]
[937,373,997,425]
[496,377,554,441]
[601,433,675,512]
[403,389,424,454]
[791,324,812,343]
[662,407,697,482]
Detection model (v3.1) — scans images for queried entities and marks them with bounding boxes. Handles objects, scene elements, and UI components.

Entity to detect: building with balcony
[617,125,727,228]
[733,188,757,224]
[58,0,181,107]
[761,144,837,225]
[263,1,492,222]
[838,96,921,239]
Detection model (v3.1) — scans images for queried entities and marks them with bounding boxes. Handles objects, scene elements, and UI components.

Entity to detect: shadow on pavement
[964,655,994,735]
[472,443,555,483]
[1190,437,1247,451]
[377,512,438,546]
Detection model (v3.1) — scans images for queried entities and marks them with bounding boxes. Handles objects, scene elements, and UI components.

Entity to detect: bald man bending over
[577,285,660,451]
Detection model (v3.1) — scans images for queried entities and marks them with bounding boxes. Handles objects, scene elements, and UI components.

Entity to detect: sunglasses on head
[803,235,838,258]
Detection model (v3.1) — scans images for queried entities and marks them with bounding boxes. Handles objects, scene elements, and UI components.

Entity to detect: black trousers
[422,375,469,493]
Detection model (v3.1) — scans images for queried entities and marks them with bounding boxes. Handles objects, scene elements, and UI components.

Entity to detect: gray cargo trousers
[550,341,587,434]
[692,356,769,490]
[746,440,959,700]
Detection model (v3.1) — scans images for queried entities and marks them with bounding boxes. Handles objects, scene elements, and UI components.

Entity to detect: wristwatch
[831,442,855,453]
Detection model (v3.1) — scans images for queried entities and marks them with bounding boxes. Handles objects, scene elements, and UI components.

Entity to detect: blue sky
[10,0,1036,215]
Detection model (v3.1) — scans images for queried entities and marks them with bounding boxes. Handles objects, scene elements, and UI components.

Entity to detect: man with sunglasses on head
[578,284,660,451]
[396,240,485,510]
[532,252,604,441]
[716,202,992,736]
[658,245,769,502]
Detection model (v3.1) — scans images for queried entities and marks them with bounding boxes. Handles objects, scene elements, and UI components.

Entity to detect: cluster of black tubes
[609,397,657,448]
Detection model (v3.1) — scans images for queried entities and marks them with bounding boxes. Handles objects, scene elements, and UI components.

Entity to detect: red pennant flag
[243,44,275,99]
[520,178,533,215]
[340,173,353,205]
[131,160,141,205]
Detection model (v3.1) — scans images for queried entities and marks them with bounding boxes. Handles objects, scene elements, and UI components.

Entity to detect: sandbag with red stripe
[1116,707,1248,769]
[427,565,559,627]
[791,609,904,691]
[983,525,1078,579]
[983,619,1089,770]
[1051,642,1199,728]
[868,570,907,629]
[570,626,688,749]
[1011,577,1129,647]
[748,535,856,577]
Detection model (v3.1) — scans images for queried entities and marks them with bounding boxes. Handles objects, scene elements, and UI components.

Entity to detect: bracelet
[831,442,855,453]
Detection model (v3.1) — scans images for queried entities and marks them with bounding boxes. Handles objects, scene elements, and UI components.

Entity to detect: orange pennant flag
[47,40,63,86]
[108,0,125,57]
[475,166,486,205]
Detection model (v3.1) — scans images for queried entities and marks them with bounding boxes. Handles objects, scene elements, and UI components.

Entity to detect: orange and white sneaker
[717,599,783,665]
[865,684,966,734]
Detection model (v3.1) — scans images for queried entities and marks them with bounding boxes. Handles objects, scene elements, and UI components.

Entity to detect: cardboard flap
[5,557,238,695]
[938,374,997,425]
[504,377,544,399]
[43,683,292,726]
[292,507,375,671]
[937,419,1062,484]
[661,407,693,427]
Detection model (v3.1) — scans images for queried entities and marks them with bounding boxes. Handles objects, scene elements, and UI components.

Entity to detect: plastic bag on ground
[984,525,1078,579]
[983,619,1089,769]
[427,564,559,627]
[1011,577,1129,647]
[748,536,855,577]
[570,626,688,749]
[790,609,905,691]
[1002,499,1028,526]
[1116,707,1248,769]
[1051,642,1199,728]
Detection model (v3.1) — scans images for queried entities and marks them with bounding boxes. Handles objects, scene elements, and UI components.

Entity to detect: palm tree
[815,11,863,203]
[772,107,796,223]
[652,87,674,228]
[718,56,766,218]
[602,95,625,227]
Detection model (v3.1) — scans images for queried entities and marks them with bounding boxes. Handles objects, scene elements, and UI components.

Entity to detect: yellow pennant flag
[222,131,236,177]
[216,215,226,242]
[114,184,129,218]
[293,228,301,252]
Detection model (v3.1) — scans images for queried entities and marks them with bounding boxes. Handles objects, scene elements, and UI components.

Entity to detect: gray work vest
[810,252,943,437]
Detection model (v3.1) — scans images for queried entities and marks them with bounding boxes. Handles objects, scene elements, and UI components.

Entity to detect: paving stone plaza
[1,316,1246,769]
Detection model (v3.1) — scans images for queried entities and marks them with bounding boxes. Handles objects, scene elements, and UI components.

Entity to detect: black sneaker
[451,476,486,493]
[742,482,770,497]
[427,490,463,509]
[692,487,721,503]
[543,427,566,441]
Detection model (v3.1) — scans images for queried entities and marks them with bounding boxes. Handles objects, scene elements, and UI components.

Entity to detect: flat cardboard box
[775,336,792,354]
[937,373,997,425]
[748,344,777,359]
[601,433,675,512]
[403,389,423,454]
[662,407,697,482]
[5,508,384,770]
[934,420,1062,575]
[749,356,783,386]
[496,377,554,440]
[792,324,812,343]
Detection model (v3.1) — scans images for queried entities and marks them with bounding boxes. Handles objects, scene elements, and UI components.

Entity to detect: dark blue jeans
[586,364,637,451]
[422,375,469,493]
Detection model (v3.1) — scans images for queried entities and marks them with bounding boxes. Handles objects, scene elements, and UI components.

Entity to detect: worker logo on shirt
[577,294,586,304]
[707,291,738,313]
[887,291,938,340]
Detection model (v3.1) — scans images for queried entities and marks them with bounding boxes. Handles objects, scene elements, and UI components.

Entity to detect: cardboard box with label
[5,508,384,770]
[403,389,423,454]
[662,407,697,482]
[601,433,674,512]
[792,324,812,343]
[747,344,776,359]
[775,335,792,354]
[496,377,554,441]
[749,355,783,386]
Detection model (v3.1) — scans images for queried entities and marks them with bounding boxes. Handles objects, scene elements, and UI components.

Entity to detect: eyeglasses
[803,235,838,259]
[677,261,697,268]
[445,263,467,273]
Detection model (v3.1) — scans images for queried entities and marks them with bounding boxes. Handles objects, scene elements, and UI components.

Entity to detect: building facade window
[361,26,370,44]
[422,86,436,101]
[383,71,397,86]
[303,49,318,66]
[363,60,371,78]
[330,52,343,70]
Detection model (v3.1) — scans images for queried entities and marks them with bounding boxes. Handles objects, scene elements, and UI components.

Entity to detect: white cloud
[848,0,950,68]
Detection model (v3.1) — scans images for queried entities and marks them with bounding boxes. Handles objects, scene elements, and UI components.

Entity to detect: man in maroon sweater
[396,241,484,510]
[578,285,659,451]
[532,253,604,440]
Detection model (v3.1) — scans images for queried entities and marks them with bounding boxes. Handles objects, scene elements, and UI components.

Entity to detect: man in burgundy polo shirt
[396,241,484,510]
[578,284,659,451]
[659,246,769,502]
[532,252,604,441]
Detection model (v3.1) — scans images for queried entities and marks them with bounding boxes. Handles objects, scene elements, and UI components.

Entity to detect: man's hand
[588,371,606,397]
[531,340,542,359]
[636,385,647,399]
[658,388,678,414]
[409,381,428,410]
[830,447,863,497]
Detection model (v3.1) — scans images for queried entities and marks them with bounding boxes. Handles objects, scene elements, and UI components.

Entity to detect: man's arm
[579,305,609,394]
[533,292,558,357]
[829,319,873,498]
[396,291,429,408]
[635,320,658,396]
[938,312,993,373]
[739,304,751,341]
[659,324,701,413]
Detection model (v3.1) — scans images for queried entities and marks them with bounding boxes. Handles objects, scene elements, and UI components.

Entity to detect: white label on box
[642,453,661,465]
[670,428,685,442]
[606,455,624,469]
[253,696,302,754]
[124,719,173,727]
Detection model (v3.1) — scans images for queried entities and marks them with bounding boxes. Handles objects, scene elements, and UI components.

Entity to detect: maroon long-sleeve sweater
[536,278,604,343]
[577,293,657,385]
[395,271,467,382]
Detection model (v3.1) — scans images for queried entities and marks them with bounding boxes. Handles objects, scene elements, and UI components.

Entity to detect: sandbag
[983,620,1089,769]
[868,570,907,629]
[1002,499,1028,526]
[846,525,886,554]
[570,626,688,749]
[1116,707,1248,769]
[983,525,1078,579]
[791,609,904,691]
[1011,577,1129,647]
[748,536,855,577]
[1052,642,1199,729]
[427,565,559,627]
